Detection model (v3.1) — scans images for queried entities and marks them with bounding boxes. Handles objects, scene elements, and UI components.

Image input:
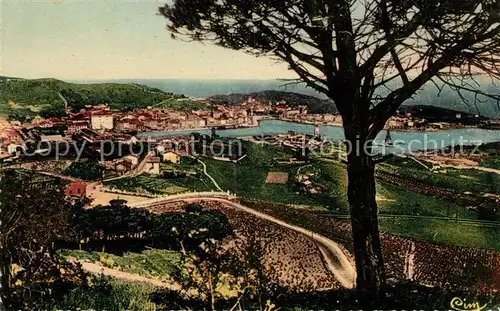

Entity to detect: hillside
[387,78,500,118]
[207,89,497,121]
[0,77,205,118]
[396,105,490,124]
[207,90,337,113]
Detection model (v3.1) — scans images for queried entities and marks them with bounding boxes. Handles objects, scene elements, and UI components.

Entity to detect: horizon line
[0,74,297,82]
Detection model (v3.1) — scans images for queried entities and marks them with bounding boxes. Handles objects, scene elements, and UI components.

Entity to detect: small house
[124,155,140,167]
[65,182,87,199]
[147,156,161,175]
[163,151,181,164]
[7,143,23,155]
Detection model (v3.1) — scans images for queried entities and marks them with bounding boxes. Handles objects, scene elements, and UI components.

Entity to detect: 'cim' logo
[450,297,488,311]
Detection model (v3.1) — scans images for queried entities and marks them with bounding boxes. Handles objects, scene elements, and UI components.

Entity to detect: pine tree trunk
[0,249,9,311]
[346,141,386,303]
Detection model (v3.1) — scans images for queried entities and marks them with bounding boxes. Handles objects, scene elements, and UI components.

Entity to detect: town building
[116,116,139,132]
[7,143,23,155]
[146,157,161,175]
[38,120,55,128]
[163,151,181,164]
[67,120,90,134]
[124,155,140,167]
[91,111,114,130]
[40,134,66,142]
[115,160,134,174]
[65,182,87,200]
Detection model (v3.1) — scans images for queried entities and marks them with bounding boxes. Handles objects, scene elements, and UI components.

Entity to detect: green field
[292,160,475,219]
[203,143,333,207]
[206,159,315,205]
[380,157,500,195]
[104,157,215,195]
[203,143,494,219]
[105,172,215,195]
[304,162,349,212]
[378,217,500,251]
[480,155,500,170]
[376,181,478,219]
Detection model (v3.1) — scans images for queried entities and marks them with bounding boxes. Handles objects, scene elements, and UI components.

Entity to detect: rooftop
[146,156,161,163]
[65,182,87,198]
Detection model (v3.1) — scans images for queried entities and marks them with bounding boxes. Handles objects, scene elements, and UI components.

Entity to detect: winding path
[193,157,223,191]
[80,262,179,289]
[138,194,357,289]
[200,198,356,289]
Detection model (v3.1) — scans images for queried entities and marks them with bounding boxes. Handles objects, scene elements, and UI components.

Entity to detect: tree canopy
[161,0,499,137]
[0,170,87,310]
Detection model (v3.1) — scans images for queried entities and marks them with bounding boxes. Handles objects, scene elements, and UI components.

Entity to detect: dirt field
[143,199,342,291]
[87,183,151,206]
[265,172,289,184]
[423,155,479,167]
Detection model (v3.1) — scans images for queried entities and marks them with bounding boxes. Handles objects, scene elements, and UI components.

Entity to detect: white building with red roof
[91,111,114,130]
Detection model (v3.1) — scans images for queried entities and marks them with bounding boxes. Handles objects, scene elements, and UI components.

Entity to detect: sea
[138,119,500,153]
[72,78,500,118]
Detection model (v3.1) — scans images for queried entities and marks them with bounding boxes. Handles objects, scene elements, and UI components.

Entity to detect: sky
[0,0,294,80]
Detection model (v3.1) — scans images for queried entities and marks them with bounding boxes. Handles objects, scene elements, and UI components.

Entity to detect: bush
[64,161,104,180]
[477,204,500,221]
[45,276,157,311]
[185,203,203,214]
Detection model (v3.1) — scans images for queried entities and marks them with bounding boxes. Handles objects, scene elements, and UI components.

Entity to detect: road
[417,156,500,175]
[137,194,357,289]
[193,157,223,191]
[435,162,500,175]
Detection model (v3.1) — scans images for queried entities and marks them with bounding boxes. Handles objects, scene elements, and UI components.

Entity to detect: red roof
[38,120,53,126]
[117,160,134,169]
[70,120,89,125]
[137,113,153,118]
[91,111,112,116]
[147,156,161,163]
[65,182,87,198]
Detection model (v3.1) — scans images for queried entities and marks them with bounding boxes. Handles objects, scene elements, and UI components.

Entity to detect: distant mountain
[207,90,337,113]
[205,84,499,118]
[81,78,329,99]
[392,79,500,118]
[0,77,191,116]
